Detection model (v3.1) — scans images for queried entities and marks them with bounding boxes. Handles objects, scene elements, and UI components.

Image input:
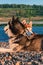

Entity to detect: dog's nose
[4,25,9,32]
[5,29,8,32]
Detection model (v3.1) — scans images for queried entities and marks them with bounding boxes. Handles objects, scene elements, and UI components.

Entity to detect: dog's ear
[11,16,15,25]
[15,17,20,23]
[16,17,19,21]
[16,17,19,20]
[12,16,15,21]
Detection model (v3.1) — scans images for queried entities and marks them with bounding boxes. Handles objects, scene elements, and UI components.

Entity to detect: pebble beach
[0,42,43,65]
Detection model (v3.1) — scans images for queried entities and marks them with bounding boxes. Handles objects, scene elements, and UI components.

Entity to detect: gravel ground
[0,51,43,65]
[0,42,43,65]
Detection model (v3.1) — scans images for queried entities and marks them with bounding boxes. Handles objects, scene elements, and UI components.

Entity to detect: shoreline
[0,17,43,26]
[0,16,43,22]
[0,17,11,22]
[0,21,43,25]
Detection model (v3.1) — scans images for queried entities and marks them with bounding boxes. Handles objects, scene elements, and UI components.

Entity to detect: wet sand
[0,17,11,22]
[0,16,43,21]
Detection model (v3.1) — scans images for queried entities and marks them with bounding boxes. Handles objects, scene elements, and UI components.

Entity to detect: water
[32,26,43,34]
[0,25,43,42]
[0,25,9,42]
